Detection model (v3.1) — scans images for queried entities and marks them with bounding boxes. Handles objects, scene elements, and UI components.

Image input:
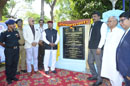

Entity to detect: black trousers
[38,44,45,69]
[4,48,19,81]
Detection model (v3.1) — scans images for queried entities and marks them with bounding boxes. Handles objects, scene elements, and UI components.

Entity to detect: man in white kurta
[101,16,124,86]
[42,21,59,74]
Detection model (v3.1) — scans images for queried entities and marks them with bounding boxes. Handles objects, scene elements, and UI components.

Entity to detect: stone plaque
[63,26,85,60]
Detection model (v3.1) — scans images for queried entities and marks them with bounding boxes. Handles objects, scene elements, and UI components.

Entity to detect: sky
[32,0,51,18]
[10,0,51,19]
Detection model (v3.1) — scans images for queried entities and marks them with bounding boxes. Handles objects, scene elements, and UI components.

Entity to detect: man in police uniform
[0,19,20,84]
[16,19,27,74]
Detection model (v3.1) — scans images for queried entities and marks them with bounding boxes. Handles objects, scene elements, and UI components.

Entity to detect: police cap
[5,19,16,25]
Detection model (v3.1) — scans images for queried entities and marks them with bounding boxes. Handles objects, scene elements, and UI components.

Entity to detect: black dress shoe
[21,70,27,73]
[45,71,49,74]
[52,70,57,73]
[7,80,12,84]
[92,81,102,86]
[16,71,20,75]
[38,67,43,70]
[12,77,19,81]
[87,77,97,81]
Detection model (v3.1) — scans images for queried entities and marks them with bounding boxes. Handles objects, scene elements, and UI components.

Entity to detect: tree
[54,0,71,22]
[0,0,35,21]
[9,0,16,16]
[45,0,57,21]
[68,0,130,20]
[24,11,50,23]
[0,0,9,21]
[41,0,44,19]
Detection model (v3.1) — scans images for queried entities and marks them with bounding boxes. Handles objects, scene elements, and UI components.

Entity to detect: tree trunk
[0,0,9,21]
[0,8,2,21]
[50,7,53,21]
[49,0,57,21]
[41,0,44,19]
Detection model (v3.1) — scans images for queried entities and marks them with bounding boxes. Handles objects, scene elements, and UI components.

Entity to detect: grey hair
[108,16,118,25]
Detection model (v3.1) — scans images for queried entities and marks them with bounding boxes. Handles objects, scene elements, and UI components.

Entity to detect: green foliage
[24,11,50,24]
[2,16,8,22]
[61,0,130,20]
[2,4,8,16]
[45,0,53,4]
[24,0,35,3]
[54,0,71,22]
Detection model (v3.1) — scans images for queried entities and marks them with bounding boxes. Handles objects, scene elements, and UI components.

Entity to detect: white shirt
[101,27,124,84]
[98,23,108,48]
[120,27,130,44]
[42,29,59,45]
[39,26,45,40]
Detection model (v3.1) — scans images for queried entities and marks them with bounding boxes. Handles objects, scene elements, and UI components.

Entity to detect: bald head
[28,17,34,26]
[107,16,118,30]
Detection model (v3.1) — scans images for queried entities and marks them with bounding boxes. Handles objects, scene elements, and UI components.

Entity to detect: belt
[19,44,25,46]
[6,46,18,49]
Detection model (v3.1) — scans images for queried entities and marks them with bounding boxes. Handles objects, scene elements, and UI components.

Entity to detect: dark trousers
[88,49,103,82]
[124,76,130,86]
[4,48,19,81]
[38,44,44,69]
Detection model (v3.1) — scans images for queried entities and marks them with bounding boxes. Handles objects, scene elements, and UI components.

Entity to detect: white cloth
[39,25,45,40]
[26,46,38,72]
[44,50,57,71]
[0,46,5,63]
[42,29,59,71]
[98,23,108,48]
[101,27,124,86]
[23,25,41,49]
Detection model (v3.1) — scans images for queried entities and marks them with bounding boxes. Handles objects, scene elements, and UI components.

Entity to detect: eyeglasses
[107,21,112,23]
[119,18,127,23]
[39,22,43,23]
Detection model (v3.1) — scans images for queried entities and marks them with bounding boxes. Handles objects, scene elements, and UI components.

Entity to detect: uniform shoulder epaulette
[1,29,7,33]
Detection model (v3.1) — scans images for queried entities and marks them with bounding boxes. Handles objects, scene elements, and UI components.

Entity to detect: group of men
[87,11,130,86]
[0,17,59,84]
[0,11,130,86]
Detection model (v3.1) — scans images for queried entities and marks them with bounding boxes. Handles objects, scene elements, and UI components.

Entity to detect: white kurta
[42,30,59,71]
[101,27,124,86]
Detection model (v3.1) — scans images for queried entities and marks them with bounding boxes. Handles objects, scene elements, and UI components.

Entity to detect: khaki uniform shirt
[18,28,25,45]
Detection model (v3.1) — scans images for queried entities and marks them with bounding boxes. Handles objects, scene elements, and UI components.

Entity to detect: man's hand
[0,42,5,47]
[49,43,56,47]
[126,76,130,80]
[96,48,101,55]
[39,40,43,46]
[32,42,37,46]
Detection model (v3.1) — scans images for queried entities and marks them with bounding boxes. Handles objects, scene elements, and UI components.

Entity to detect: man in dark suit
[116,11,130,86]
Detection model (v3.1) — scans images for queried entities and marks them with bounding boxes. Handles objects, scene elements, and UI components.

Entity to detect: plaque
[63,26,85,60]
